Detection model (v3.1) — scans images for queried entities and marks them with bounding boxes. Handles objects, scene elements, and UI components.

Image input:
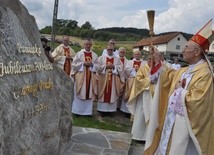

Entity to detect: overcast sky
[20,0,214,34]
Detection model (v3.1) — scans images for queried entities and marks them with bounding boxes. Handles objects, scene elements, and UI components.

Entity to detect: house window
[177,37,180,41]
[176,45,180,50]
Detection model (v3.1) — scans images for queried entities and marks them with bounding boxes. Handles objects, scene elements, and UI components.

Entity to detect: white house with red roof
[133,32,188,59]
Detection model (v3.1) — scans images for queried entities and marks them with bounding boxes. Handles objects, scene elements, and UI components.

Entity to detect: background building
[133,32,189,60]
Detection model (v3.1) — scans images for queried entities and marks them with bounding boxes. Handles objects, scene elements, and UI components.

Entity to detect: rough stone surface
[128,145,145,155]
[0,0,73,154]
[65,126,132,155]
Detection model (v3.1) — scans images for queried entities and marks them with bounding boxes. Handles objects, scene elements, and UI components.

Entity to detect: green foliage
[79,29,94,38]
[98,27,149,37]
[125,51,134,59]
[72,27,81,36]
[71,45,82,52]
[65,19,78,29]
[81,21,93,30]
[92,41,107,56]
[93,31,111,41]
[58,27,71,35]
[92,30,143,41]
[55,19,78,35]
[40,26,52,34]
[39,19,150,41]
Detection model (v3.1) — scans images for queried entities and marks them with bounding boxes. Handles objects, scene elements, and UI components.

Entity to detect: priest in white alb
[126,52,153,142]
[116,47,128,111]
[71,38,98,116]
[95,44,123,116]
[121,50,146,115]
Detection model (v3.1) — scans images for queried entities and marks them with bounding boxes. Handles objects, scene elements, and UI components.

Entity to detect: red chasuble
[133,60,141,69]
[104,57,114,103]
[84,52,92,99]
[63,47,71,76]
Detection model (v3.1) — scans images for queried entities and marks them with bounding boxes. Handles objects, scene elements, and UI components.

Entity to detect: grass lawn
[72,114,131,132]
[72,107,132,133]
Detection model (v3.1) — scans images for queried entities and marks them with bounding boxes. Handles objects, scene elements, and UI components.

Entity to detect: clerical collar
[133,58,141,61]
[63,45,69,48]
[107,55,114,58]
[84,49,91,53]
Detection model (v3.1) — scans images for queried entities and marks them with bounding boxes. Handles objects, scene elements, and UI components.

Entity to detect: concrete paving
[128,144,145,155]
[64,126,144,155]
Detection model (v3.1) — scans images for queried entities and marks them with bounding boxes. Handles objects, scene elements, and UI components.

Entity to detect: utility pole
[51,0,59,50]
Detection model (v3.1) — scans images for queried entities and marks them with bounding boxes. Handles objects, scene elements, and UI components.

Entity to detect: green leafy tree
[40,26,52,34]
[39,19,150,41]
[55,19,79,34]
[60,27,72,35]
[93,31,110,41]
[66,19,78,29]
[79,29,93,38]
[81,21,93,30]
[73,27,81,37]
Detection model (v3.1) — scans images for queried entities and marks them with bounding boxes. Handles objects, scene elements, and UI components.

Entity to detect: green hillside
[40,19,150,42]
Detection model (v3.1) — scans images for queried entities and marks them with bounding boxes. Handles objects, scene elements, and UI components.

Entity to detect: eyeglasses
[110,42,115,45]
[107,49,114,51]
[120,51,125,54]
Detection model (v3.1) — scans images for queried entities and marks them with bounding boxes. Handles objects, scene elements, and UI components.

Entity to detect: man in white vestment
[144,20,214,155]
[121,50,146,115]
[95,44,123,116]
[171,57,181,70]
[126,53,152,142]
[71,38,98,116]
[116,47,128,110]
[160,52,172,69]
[51,36,76,76]
[102,39,119,56]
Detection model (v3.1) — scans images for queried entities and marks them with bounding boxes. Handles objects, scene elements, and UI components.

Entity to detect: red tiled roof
[134,32,182,47]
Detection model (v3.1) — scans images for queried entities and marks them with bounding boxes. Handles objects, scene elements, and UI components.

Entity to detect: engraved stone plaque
[0,0,73,154]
